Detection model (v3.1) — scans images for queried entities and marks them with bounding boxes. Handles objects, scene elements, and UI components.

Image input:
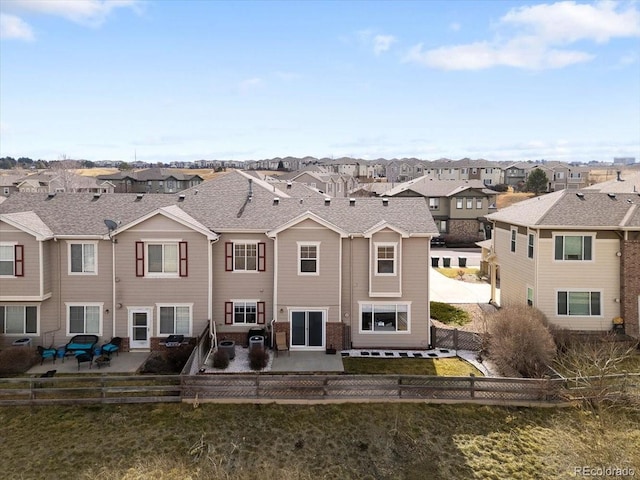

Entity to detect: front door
[129,307,152,349]
[290,310,325,351]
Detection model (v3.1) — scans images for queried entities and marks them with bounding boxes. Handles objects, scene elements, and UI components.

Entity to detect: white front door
[129,307,152,349]
[290,310,325,351]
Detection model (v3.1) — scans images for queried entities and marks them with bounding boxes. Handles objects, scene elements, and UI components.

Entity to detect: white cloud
[372,34,396,55]
[0,12,34,40]
[405,1,640,70]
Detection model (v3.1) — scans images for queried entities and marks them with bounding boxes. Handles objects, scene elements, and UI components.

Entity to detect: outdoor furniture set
[37,335,122,370]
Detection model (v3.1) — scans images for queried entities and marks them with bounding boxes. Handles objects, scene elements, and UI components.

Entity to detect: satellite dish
[104,219,118,232]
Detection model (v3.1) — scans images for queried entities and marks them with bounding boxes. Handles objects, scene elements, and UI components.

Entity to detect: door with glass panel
[129,308,151,349]
[290,310,325,350]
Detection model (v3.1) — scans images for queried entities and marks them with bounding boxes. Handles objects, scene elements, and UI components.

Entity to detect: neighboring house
[385,177,497,245]
[0,171,438,358]
[278,166,358,197]
[504,162,591,191]
[421,159,504,186]
[98,168,203,193]
[0,175,22,197]
[385,159,425,183]
[11,171,115,194]
[486,190,640,339]
[503,162,529,188]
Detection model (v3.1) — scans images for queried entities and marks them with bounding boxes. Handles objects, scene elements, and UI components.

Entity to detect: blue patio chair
[101,337,122,358]
[37,345,57,365]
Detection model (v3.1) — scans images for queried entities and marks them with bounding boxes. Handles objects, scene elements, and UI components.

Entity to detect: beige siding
[0,223,41,298]
[536,235,620,331]
[369,230,402,296]
[494,225,536,308]
[275,219,341,323]
[112,215,211,339]
[42,240,53,296]
[212,233,273,334]
[346,236,430,349]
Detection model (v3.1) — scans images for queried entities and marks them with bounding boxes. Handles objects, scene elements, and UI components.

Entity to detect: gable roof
[0,211,54,240]
[384,176,494,197]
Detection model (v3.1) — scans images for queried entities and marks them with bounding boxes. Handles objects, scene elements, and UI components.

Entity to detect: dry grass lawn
[342,357,483,376]
[2,403,638,479]
[496,191,535,209]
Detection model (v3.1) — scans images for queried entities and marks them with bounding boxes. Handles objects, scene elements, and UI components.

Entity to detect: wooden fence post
[470,373,475,398]
[430,325,437,348]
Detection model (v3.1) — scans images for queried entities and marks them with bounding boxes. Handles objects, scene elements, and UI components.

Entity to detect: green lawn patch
[430,301,471,326]
[342,357,482,376]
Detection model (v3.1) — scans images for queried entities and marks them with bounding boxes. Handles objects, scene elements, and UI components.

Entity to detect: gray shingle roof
[384,176,493,197]
[487,190,640,228]
[0,171,438,236]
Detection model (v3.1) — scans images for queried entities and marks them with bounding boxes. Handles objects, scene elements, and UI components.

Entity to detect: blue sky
[1,0,639,163]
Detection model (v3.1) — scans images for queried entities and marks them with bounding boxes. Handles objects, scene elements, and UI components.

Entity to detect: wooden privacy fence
[0,375,182,406]
[431,325,483,351]
[181,374,564,403]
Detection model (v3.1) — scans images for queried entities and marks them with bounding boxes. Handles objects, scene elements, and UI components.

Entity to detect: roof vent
[178,194,185,202]
[607,193,616,200]
[576,192,585,199]
[136,193,144,201]
[382,197,389,206]
[92,193,101,201]
[324,198,331,206]
[273,197,280,205]
[286,181,292,189]
[349,198,356,206]
[46,192,56,199]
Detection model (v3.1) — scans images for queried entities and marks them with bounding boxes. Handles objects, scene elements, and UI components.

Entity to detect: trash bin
[12,338,31,347]
[458,257,467,267]
[443,256,451,268]
[431,257,440,267]
[249,335,264,352]
[218,340,236,359]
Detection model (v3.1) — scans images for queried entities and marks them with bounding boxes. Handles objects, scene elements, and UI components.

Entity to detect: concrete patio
[27,351,150,375]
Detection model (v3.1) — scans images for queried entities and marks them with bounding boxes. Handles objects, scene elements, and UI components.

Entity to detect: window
[298,242,319,275]
[528,234,534,259]
[439,220,448,233]
[69,243,97,274]
[0,306,37,335]
[158,305,191,335]
[557,291,601,316]
[361,304,409,333]
[0,244,23,277]
[375,243,396,275]
[554,235,592,261]
[67,304,101,335]
[476,198,483,209]
[456,198,463,209]
[225,242,266,272]
[428,197,439,210]
[225,301,265,324]
[510,228,517,253]
[527,287,534,306]
[485,179,492,185]
[136,241,188,277]
[466,198,473,209]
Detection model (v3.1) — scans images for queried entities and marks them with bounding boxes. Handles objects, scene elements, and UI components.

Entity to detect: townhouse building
[98,168,203,193]
[0,171,438,356]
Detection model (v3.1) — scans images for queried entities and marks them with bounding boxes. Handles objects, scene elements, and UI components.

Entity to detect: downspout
[271,234,278,348]
[208,236,218,348]
[112,238,117,339]
[349,235,353,349]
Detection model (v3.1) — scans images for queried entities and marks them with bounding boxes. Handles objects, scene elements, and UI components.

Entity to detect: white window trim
[68,241,98,275]
[527,233,535,259]
[552,233,595,262]
[428,197,439,210]
[65,302,103,336]
[476,198,483,209]
[297,241,320,276]
[156,303,193,337]
[466,198,473,209]
[526,286,534,306]
[358,301,411,334]
[510,228,517,253]
[145,241,180,278]
[555,289,603,317]
[230,299,259,325]
[0,241,18,277]
[231,240,259,273]
[0,305,39,336]
[374,242,398,276]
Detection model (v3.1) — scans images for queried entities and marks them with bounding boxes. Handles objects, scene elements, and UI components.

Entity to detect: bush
[0,347,38,375]
[212,350,229,370]
[430,302,470,326]
[489,183,509,192]
[249,348,269,371]
[140,345,195,374]
[485,305,555,377]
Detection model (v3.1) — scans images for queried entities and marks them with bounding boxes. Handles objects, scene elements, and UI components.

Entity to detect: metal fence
[431,325,483,351]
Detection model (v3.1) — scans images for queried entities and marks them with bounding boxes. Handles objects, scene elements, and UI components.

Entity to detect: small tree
[525,168,549,195]
[485,304,556,377]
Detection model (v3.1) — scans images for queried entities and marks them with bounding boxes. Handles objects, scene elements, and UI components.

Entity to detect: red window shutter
[179,241,188,277]
[258,242,266,272]
[14,245,24,277]
[225,302,233,324]
[257,301,265,324]
[225,242,233,271]
[135,241,145,277]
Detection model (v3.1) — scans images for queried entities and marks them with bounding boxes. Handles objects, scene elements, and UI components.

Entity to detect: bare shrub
[0,347,37,375]
[212,350,229,370]
[485,304,556,377]
[249,348,269,371]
